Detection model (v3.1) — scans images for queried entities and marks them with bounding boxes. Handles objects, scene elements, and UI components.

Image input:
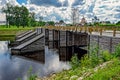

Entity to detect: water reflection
[13,50,45,64]
[0,41,70,80]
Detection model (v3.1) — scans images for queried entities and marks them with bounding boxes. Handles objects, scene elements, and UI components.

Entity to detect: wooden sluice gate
[73,32,88,47]
[11,27,88,61]
[45,29,49,45]
[11,26,120,62]
[45,29,88,61]
[58,31,74,61]
[59,46,74,61]
[47,29,59,49]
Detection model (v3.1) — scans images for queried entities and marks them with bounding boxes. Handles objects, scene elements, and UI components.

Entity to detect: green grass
[0,26,36,41]
[85,59,120,80]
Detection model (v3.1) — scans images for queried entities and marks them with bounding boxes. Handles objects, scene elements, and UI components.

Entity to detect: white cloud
[68,0,75,7]
[0,41,8,54]
[93,0,120,22]
[58,0,65,6]
[0,0,120,23]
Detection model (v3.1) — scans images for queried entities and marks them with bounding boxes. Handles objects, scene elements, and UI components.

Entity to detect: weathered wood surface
[59,46,74,61]
[16,31,36,42]
[11,27,120,55]
[59,31,67,47]
[16,30,33,40]
[89,35,120,53]
[11,33,45,54]
[74,32,88,46]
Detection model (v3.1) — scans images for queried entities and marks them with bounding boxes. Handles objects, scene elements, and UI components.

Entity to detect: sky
[0,0,120,23]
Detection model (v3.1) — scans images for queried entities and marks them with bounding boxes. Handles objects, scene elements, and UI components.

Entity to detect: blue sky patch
[16,0,27,4]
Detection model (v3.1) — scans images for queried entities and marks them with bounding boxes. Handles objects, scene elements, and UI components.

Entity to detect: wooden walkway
[16,31,36,41]
[12,33,44,50]
[16,30,33,39]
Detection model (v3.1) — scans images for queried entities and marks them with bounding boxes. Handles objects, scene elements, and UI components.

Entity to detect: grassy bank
[0,26,35,41]
[37,44,120,80]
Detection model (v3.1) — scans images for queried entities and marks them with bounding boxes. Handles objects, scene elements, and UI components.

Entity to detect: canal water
[0,41,70,80]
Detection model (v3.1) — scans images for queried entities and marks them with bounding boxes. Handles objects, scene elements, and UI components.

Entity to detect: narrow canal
[0,41,70,80]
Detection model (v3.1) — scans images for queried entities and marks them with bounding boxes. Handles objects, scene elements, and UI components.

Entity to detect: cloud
[93,0,120,22]
[0,0,120,23]
[0,41,8,54]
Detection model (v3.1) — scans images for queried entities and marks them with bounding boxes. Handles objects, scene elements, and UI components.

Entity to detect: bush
[113,44,120,58]
[101,50,112,62]
[80,54,91,68]
[70,54,80,69]
[89,45,101,67]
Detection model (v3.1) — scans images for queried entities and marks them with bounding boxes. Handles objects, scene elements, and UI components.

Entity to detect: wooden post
[110,38,112,53]
[113,29,116,37]
[53,30,59,49]
[100,28,102,36]
[45,29,49,45]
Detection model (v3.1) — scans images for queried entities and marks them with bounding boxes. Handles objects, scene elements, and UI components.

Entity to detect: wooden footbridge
[11,26,120,60]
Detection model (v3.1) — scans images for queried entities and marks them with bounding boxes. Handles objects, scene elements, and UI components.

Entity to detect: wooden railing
[42,26,119,37]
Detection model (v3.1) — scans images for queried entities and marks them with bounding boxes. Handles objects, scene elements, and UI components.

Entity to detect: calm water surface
[0,41,70,80]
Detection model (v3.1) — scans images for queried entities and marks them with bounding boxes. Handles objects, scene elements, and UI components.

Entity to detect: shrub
[101,50,112,62]
[113,44,120,58]
[70,54,80,69]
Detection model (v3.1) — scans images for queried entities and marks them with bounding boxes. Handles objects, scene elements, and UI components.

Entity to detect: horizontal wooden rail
[41,26,119,37]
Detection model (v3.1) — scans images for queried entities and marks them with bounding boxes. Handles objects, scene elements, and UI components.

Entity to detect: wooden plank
[59,31,67,47]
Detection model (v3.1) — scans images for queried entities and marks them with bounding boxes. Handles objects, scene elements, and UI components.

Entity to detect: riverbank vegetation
[37,44,120,80]
[0,26,35,41]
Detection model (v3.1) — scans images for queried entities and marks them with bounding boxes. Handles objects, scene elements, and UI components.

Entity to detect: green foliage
[89,45,100,67]
[101,50,112,62]
[27,66,37,80]
[39,21,46,26]
[2,4,30,27]
[47,21,55,26]
[80,54,91,68]
[85,59,120,80]
[70,54,80,69]
[113,44,120,57]
[116,21,120,25]
[0,26,35,41]
[17,66,37,80]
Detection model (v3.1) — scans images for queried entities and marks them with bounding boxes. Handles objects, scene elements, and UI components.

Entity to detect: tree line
[2,3,54,28]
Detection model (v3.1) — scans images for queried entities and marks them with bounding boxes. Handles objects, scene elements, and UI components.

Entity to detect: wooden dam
[11,26,120,61]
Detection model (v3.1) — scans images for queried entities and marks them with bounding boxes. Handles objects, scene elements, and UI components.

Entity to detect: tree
[47,21,54,26]
[116,21,120,25]
[106,21,111,24]
[92,16,99,25]
[59,20,64,23]
[2,3,12,27]
[2,3,31,28]
[29,12,36,27]
[20,6,29,27]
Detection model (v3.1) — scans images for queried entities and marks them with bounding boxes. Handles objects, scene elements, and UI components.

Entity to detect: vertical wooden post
[45,29,49,45]
[88,35,90,58]
[110,38,112,53]
[113,29,116,37]
[100,28,102,36]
